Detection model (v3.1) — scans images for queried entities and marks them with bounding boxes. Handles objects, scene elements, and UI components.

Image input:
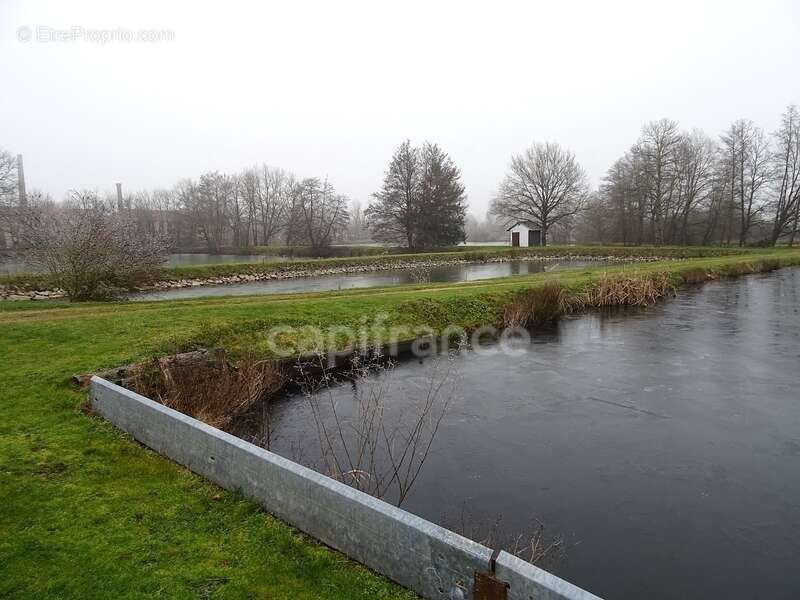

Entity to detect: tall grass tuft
[503,281,578,327]
[132,352,286,430]
[679,267,711,285]
[758,258,781,273]
[584,273,675,307]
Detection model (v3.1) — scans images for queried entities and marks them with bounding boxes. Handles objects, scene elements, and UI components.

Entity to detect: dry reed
[131,351,286,430]
[679,267,712,285]
[503,281,578,327]
[583,272,675,307]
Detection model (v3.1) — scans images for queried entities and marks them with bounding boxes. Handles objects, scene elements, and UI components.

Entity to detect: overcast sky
[1,0,799,216]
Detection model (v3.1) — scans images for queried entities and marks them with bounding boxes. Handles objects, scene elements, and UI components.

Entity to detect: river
[131,259,598,300]
[256,268,800,599]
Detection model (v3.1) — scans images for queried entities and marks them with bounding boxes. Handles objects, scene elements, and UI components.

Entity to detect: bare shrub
[584,272,675,307]
[132,351,286,430]
[719,262,759,277]
[297,353,454,507]
[507,521,565,571]
[453,511,565,571]
[17,191,168,300]
[408,265,432,283]
[503,281,578,327]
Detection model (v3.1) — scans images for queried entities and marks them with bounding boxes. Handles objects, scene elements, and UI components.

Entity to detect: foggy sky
[1,0,799,216]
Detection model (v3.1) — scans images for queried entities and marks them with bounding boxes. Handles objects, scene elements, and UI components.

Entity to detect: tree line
[2,105,799,252]
[0,141,469,253]
[577,106,800,246]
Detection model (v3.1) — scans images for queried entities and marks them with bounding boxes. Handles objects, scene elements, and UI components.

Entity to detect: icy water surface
[263,269,800,599]
[132,259,596,300]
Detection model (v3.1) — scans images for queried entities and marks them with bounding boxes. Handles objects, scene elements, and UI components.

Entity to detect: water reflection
[132,259,599,301]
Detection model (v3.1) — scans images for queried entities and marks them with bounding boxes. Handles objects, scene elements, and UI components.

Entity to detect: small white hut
[506,221,543,247]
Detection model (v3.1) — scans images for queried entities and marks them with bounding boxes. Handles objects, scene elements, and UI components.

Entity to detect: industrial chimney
[17,155,26,206]
[116,182,124,211]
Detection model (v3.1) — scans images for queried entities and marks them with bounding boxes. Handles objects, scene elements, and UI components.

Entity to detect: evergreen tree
[416,143,467,247]
[367,141,466,248]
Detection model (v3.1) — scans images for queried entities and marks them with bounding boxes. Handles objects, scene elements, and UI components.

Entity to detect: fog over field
[1,0,799,215]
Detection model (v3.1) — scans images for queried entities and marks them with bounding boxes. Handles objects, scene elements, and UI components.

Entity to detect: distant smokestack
[17,155,26,206]
[116,182,123,211]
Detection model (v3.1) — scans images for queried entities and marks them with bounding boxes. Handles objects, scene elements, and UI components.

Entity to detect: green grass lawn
[2,248,799,598]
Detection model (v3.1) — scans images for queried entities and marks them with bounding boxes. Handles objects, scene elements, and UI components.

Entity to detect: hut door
[511,231,520,247]
[528,230,541,246]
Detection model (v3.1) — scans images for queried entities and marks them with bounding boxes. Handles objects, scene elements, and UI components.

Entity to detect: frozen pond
[260,269,800,599]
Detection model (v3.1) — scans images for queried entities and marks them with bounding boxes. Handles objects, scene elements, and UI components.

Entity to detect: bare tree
[236,170,259,247]
[256,165,292,245]
[0,148,20,248]
[367,140,421,247]
[634,119,681,245]
[344,200,370,242]
[672,131,716,244]
[194,172,235,253]
[296,178,350,255]
[770,105,800,245]
[575,192,613,244]
[491,141,589,245]
[721,120,769,246]
[597,155,641,245]
[0,149,17,206]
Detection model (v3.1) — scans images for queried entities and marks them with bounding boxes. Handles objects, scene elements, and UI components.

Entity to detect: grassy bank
[2,249,799,598]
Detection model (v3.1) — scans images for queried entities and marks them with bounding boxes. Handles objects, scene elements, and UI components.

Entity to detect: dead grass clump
[718,258,781,278]
[719,262,759,278]
[584,272,675,307]
[132,351,286,430]
[679,267,712,285]
[502,281,578,328]
[758,258,781,273]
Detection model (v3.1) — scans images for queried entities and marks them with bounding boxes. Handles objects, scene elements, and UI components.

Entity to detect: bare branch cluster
[16,191,169,300]
[297,353,455,507]
[0,149,17,205]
